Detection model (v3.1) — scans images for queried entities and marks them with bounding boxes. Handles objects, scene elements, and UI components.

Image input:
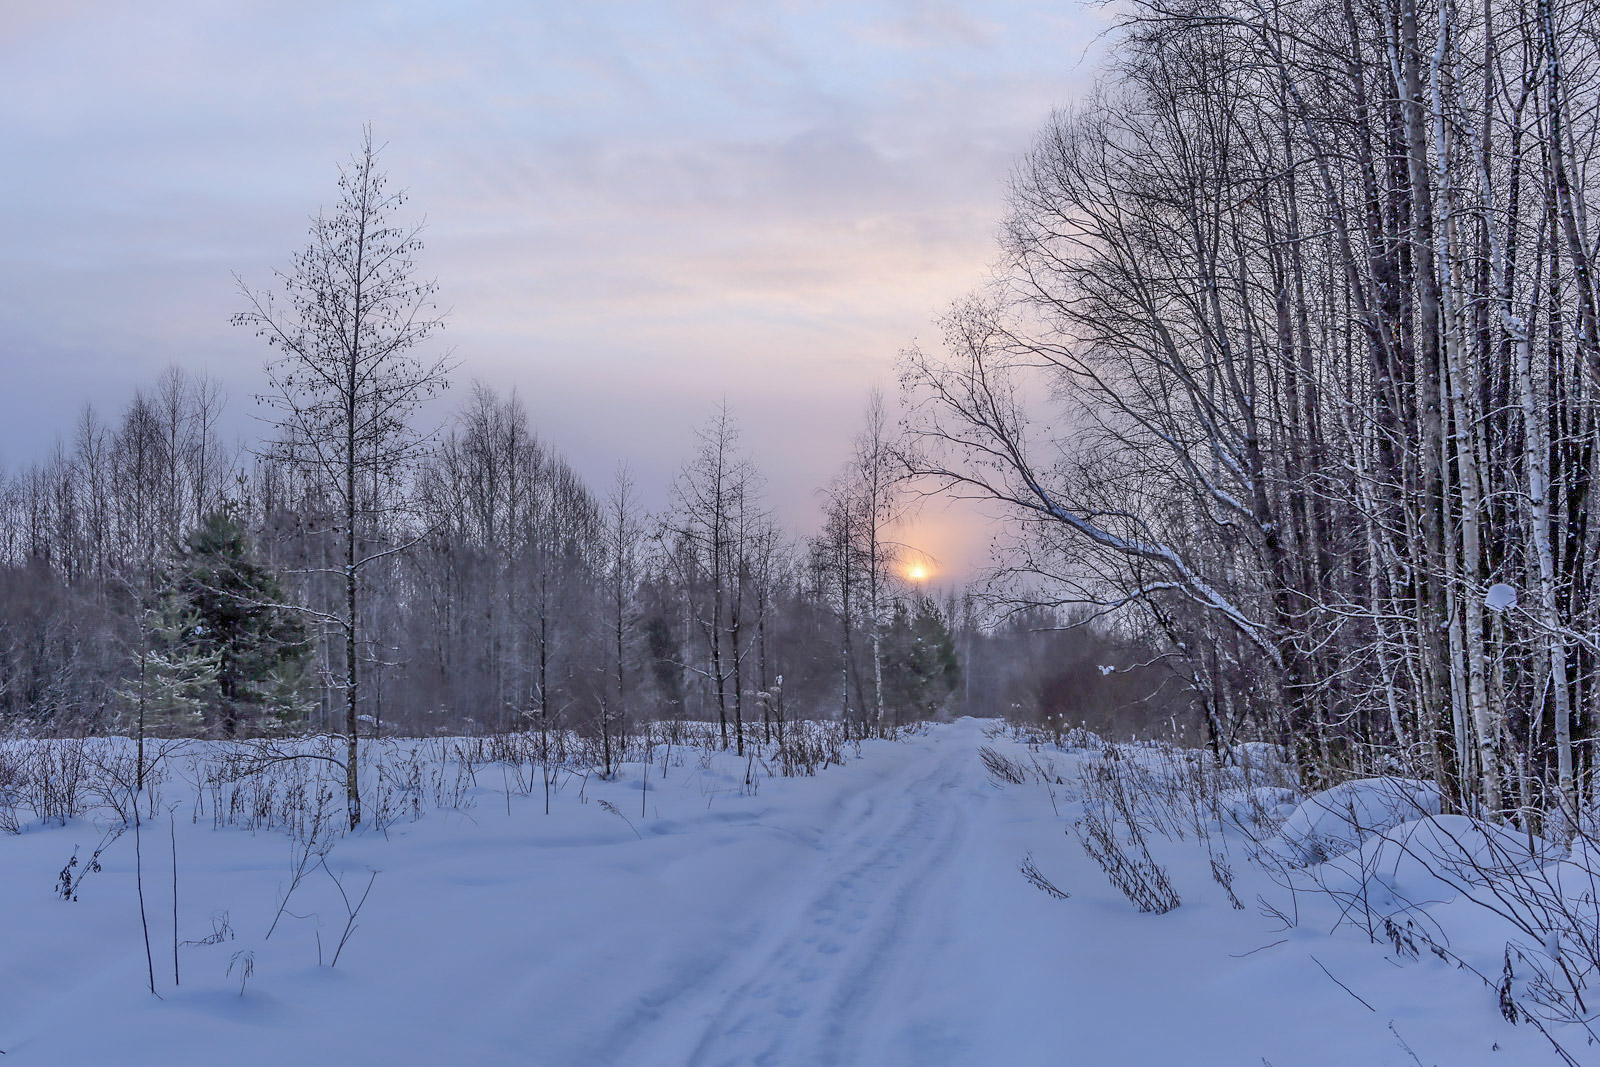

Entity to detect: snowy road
[622,735,971,1067]
[0,719,1559,1065]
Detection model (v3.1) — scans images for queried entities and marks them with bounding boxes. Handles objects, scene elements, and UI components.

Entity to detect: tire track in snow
[678,742,970,1067]
[586,740,954,1065]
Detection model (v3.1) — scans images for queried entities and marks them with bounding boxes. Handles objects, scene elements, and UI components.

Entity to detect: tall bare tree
[234,128,450,828]
[662,405,763,751]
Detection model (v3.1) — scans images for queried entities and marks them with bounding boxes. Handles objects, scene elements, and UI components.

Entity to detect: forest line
[0,126,1180,829]
[898,0,1600,831]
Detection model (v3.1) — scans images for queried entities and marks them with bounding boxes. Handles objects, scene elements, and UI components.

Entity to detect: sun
[907,563,929,583]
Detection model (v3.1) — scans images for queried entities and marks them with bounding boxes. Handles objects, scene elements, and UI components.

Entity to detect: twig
[1386,1023,1428,1067]
[1523,1015,1583,1067]
[170,812,179,986]
[1309,953,1374,1012]
[598,799,642,839]
[1019,852,1070,899]
[1229,938,1288,958]
[133,806,158,996]
[321,858,378,968]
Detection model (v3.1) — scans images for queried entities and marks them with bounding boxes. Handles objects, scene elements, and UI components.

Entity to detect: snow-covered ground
[0,719,1574,1065]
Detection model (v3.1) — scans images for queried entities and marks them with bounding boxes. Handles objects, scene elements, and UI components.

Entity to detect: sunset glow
[907,563,929,582]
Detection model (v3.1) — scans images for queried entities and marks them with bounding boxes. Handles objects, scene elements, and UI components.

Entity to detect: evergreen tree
[881,596,959,724]
[118,592,221,788]
[173,512,309,735]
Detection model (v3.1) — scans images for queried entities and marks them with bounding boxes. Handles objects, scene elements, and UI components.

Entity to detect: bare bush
[1019,851,1069,900]
[979,746,1028,785]
[1073,811,1180,914]
[0,742,21,834]
[17,738,91,824]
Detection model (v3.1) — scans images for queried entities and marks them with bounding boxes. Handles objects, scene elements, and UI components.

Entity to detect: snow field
[0,719,1578,1065]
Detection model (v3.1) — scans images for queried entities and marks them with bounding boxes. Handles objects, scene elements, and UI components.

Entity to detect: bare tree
[902,0,1600,825]
[844,387,904,733]
[601,465,644,775]
[234,127,450,828]
[662,405,763,751]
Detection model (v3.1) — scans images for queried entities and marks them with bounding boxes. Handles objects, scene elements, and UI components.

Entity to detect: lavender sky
[0,0,1101,579]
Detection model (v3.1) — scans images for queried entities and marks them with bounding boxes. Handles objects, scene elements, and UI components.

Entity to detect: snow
[1314,814,1557,914]
[0,721,1571,1065]
[1485,583,1520,612]
[1274,777,1444,866]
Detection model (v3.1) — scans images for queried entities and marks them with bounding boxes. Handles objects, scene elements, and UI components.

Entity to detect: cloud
[0,0,1102,575]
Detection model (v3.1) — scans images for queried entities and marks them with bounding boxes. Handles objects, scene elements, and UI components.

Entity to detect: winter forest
[9,0,1600,1063]
[0,149,1185,773]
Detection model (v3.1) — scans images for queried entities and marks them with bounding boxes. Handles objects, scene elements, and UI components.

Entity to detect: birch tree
[904,0,1600,823]
[234,128,450,827]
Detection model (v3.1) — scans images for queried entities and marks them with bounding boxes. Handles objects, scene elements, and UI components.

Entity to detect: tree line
[0,127,1201,826]
[0,138,981,780]
[905,0,1600,826]
[0,370,970,734]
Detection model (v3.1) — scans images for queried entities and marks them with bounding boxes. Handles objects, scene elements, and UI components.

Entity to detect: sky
[0,0,1104,580]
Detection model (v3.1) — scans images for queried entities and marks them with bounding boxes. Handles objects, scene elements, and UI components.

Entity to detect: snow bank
[1216,785,1298,830]
[1274,777,1442,865]
[1318,814,1554,907]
